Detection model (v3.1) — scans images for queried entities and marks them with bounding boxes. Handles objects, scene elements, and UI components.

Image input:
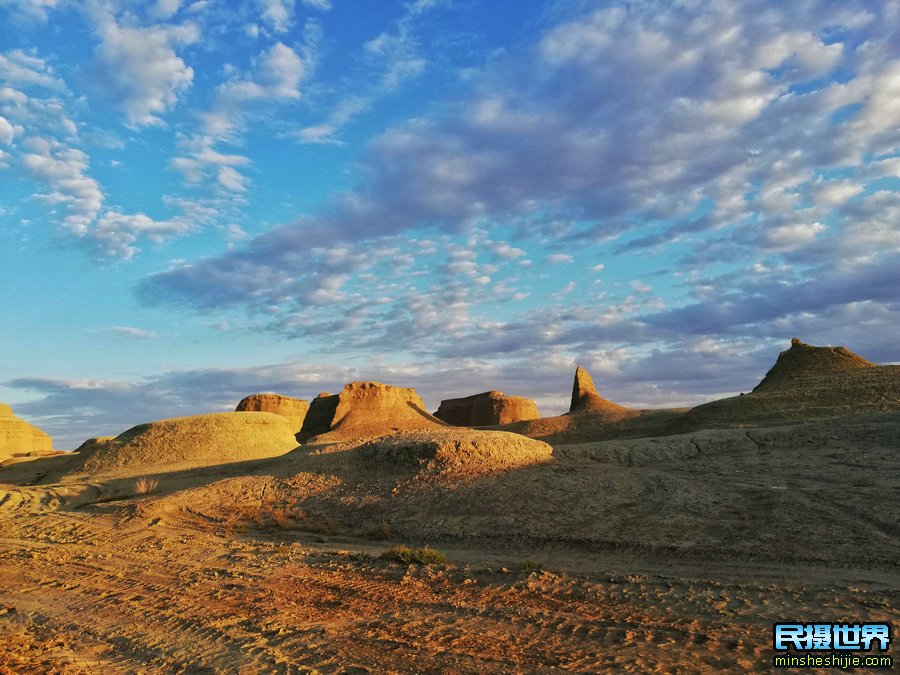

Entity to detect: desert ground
[0,340,897,673]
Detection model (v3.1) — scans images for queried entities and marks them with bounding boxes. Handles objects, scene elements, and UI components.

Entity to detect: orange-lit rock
[435,390,539,426]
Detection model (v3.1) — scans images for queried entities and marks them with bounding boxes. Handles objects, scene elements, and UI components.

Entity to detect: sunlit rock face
[236,393,310,436]
[569,367,632,416]
[435,391,539,426]
[0,403,52,460]
[297,381,448,443]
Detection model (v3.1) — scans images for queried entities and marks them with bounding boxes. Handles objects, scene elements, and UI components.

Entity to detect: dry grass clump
[216,492,342,536]
[521,559,543,573]
[134,477,159,495]
[365,521,391,540]
[380,545,446,565]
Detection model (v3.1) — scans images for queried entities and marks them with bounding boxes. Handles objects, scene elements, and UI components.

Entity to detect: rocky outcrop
[297,393,341,440]
[235,393,309,435]
[435,391,539,426]
[569,367,632,416]
[80,412,298,474]
[297,381,448,443]
[673,339,899,432]
[753,338,877,392]
[0,403,53,460]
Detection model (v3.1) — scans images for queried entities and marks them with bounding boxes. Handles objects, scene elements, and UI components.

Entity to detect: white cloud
[491,242,526,259]
[629,280,652,293]
[259,0,294,33]
[297,123,340,144]
[765,222,827,250]
[814,179,864,206]
[258,42,305,97]
[93,17,199,126]
[754,32,843,80]
[217,166,247,192]
[0,0,61,21]
[300,0,330,9]
[548,253,573,263]
[0,50,64,89]
[93,211,190,259]
[553,280,576,298]
[150,0,182,19]
[17,134,195,256]
[204,41,306,137]
[108,326,156,339]
[21,136,103,234]
[0,115,13,144]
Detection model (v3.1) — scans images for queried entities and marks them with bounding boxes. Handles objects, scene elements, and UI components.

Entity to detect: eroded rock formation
[236,393,309,435]
[0,403,52,460]
[753,338,877,392]
[674,338,899,431]
[435,391,539,426]
[569,367,632,416]
[297,381,447,443]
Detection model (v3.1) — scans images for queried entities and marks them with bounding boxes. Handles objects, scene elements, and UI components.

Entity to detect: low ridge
[355,428,553,480]
[79,412,298,474]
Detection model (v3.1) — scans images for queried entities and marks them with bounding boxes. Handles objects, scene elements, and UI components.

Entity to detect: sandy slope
[0,414,897,672]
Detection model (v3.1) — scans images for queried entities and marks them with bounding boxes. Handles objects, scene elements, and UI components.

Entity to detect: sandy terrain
[1,409,897,673]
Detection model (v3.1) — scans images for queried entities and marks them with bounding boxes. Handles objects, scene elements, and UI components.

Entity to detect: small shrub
[521,559,543,573]
[367,521,391,540]
[381,544,446,565]
[307,513,342,536]
[134,477,159,495]
[270,507,294,529]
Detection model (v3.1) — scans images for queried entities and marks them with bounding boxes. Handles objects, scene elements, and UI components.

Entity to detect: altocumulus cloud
[141,0,900,363]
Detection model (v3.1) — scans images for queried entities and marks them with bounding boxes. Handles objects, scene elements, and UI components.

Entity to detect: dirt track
[1,416,898,672]
[0,485,895,674]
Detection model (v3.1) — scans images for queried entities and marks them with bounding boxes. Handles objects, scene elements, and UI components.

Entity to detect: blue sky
[1,0,898,448]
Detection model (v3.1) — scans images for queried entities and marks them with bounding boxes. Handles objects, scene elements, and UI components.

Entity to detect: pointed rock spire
[569,366,631,415]
[570,367,597,411]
